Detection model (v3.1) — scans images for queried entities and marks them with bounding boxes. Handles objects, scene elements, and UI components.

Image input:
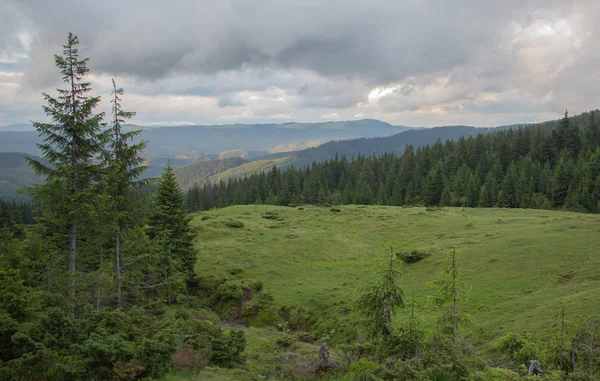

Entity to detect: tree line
[185,110,600,213]
[0,34,245,380]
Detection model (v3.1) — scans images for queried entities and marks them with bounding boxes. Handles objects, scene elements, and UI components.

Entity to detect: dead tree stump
[528,360,544,376]
[311,343,338,373]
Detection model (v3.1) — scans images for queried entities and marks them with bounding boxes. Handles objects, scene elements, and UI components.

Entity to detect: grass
[174,204,600,379]
[207,157,293,184]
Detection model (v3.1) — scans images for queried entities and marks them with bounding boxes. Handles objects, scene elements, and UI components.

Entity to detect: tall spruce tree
[26,33,106,304]
[106,79,148,308]
[147,164,197,303]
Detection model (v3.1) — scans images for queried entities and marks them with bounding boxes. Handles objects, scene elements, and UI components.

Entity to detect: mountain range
[0,115,573,200]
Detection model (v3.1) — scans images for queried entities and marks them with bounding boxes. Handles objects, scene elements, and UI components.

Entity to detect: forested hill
[185,110,600,213]
[255,113,594,169]
[173,157,246,191]
[0,152,47,201]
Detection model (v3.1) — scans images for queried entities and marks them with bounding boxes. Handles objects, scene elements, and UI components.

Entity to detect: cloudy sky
[1,0,599,127]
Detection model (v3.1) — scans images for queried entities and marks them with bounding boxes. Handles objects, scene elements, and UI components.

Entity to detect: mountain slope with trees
[187,110,600,213]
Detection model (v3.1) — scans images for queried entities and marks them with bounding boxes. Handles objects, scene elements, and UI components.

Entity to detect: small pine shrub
[225,221,244,228]
[330,208,341,213]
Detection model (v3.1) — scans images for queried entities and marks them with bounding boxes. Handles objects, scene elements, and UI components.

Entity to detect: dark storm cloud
[3,0,569,83]
[1,0,600,126]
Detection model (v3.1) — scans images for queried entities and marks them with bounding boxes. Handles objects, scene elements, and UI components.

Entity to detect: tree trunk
[96,248,104,309]
[164,270,171,305]
[115,230,121,308]
[70,221,76,304]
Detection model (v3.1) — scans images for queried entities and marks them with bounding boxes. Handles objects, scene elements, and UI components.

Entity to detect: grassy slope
[207,157,294,184]
[175,205,600,379]
[191,205,600,344]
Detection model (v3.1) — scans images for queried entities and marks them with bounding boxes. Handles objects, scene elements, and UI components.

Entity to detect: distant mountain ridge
[0,119,410,157]
[0,152,47,201]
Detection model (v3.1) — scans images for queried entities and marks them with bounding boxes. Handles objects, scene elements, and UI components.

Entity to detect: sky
[1,0,599,127]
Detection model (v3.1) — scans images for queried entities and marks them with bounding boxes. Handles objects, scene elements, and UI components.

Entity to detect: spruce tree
[147,164,197,302]
[26,33,106,304]
[583,111,600,154]
[423,162,444,206]
[431,248,472,343]
[105,79,148,308]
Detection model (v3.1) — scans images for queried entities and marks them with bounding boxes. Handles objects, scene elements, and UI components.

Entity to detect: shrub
[330,208,341,213]
[495,332,540,366]
[242,292,279,327]
[276,334,294,349]
[211,330,246,366]
[395,250,430,264]
[252,281,264,293]
[343,359,381,381]
[214,282,243,305]
[201,215,210,221]
[228,267,243,276]
[225,221,244,228]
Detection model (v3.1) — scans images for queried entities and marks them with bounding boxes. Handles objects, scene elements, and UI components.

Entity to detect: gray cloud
[1,0,599,126]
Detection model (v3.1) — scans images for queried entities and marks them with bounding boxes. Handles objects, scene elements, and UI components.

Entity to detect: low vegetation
[185,204,600,379]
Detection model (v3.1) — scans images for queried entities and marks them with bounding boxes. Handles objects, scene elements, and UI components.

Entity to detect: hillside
[186,205,600,379]
[0,152,46,201]
[173,157,247,191]
[257,112,596,169]
[207,157,294,185]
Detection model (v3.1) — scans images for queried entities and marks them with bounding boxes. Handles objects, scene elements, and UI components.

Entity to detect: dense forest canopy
[186,110,600,214]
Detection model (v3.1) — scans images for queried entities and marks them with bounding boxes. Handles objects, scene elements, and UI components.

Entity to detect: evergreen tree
[582,111,600,154]
[431,248,472,343]
[147,164,197,302]
[357,253,404,339]
[105,79,148,308]
[423,162,444,206]
[25,33,106,304]
[552,152,575,207]
[552,111,580,160]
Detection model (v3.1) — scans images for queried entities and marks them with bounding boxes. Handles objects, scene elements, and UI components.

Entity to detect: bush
[330,208,341,213]
[495,332,540,366]
[343,359,381,381]
[225,221,244,228]
[214,282,243,305]
[211,330,246,366]
[252,280,264,293]
[241,292,279,327]
[396,250,430,264]
[276,334,294,349]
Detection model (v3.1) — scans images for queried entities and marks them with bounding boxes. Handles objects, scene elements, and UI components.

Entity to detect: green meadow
[175,204,600,379]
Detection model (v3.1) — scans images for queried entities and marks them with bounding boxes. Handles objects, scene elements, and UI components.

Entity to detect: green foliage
[430,248,472,341]
[343,358,381,381]
[495,332,540,366]
[189,110,600,215]
[148,163,197,287]
[25,33,108,304]
[356,255,404,339]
